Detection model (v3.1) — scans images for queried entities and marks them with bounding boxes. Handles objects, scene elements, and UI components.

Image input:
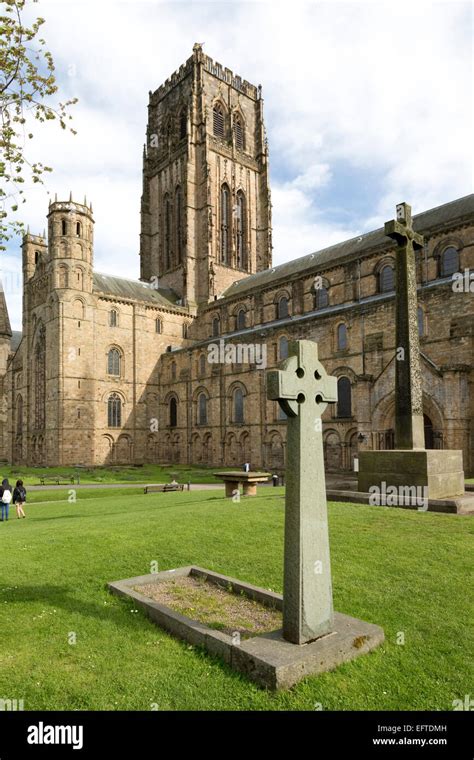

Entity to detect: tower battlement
[48,196,93,219]
[150,44,259,105]
[22,232,46,245]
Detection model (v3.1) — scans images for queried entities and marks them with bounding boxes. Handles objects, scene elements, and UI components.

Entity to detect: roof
[93,272,181,309]
[0,285,12,337]
[223,193,474,300]
[10,331,22,352]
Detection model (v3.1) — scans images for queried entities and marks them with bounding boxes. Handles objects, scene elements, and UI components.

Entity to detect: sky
[1,0,472,330]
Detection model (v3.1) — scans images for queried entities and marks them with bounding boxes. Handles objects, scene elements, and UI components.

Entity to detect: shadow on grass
[0,583,150,632]
[29,514,82,522]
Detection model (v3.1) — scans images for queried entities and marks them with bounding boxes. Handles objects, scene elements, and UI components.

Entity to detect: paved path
[27,482,225,492]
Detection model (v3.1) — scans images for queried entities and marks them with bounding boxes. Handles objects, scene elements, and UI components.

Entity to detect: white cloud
[2,0,472,329]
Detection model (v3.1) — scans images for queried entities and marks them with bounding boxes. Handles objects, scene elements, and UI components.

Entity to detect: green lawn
[0,489,472,711]
[18,487,146,504]
[0,463,231,485]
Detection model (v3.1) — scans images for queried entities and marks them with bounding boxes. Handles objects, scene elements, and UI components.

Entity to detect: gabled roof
[223,194,474,300]
[93,272,181,309]
[0,284,12,337]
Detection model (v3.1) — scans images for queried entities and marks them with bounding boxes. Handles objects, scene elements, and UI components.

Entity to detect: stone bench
[213,471,271,497]
[144,483,185,494]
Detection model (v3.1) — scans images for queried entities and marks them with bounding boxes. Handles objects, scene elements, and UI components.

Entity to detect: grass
[0,488,472,711]
[21,487,145,505]
[136,575,282,638]
[0,463,232,486]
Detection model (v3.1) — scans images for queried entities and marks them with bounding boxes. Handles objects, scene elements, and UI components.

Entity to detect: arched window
[183,323,188,338]
[107,348,121,376]
[279,336,289,360]
[234,114,244,151]
[236,308,246,330]
[220,184,231,264]
[34,325,46,430]
[213,103,225,138]
[108,393,121,427]
[34,250,40,264]
[337,323,347,351]
[379,264,395,293]
[109,310,118,327]
[233,387,244,423]
[163,193,172,270]
[212,316,220,337]
[61,219,67,236]
[171,361,177,380]
[277,296,289,320]
[314,286,329,309]
[179,109,187,140]
[169,397,178,427]
[175,186,183,264]
[198,393,207,425]
[155,318,162,334]
[199,354,206,376]
[441,247,459,277]
[76,221,82,237]
[417,306,424,337]
[337,377,352,418]
[236,190,247,269]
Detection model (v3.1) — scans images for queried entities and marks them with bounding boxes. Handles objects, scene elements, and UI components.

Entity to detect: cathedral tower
[140,44,272,307]
[47,195,94,292]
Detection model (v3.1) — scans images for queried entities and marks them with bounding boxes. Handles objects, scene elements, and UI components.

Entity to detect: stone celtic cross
[385,202,425,449]
[267,340,337,645]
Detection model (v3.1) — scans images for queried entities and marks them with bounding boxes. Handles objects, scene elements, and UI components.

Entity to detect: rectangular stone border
[108,566,384,690]
[327,489,474,514]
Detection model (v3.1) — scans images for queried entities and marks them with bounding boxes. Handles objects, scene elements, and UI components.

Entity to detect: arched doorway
[424,414,434,449]
[324,431,342,470]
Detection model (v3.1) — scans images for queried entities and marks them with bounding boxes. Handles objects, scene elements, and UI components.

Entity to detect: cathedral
[0,44,473,473]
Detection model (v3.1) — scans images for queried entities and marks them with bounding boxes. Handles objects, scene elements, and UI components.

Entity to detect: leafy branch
[0,0,77,250]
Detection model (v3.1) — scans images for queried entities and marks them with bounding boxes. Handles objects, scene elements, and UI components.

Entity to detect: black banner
[0,710,471,757]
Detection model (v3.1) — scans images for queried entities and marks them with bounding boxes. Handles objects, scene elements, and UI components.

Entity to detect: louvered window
[213,104,225,138]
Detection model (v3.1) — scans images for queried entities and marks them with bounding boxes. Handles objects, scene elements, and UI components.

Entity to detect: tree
[0,0,77,249]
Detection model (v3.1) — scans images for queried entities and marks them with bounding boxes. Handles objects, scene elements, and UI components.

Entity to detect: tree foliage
[0,0,77,249]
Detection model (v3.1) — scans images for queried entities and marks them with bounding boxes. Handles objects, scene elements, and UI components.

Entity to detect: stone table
[214,471,271,497]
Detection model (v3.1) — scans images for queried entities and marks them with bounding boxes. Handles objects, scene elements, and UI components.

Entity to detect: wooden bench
[144,483,185,494]
[39,475,76,486]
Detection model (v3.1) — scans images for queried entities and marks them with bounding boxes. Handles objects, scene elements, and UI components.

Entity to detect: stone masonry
[0,46,472,473]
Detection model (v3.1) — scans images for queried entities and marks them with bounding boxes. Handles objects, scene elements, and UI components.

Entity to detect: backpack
[18,486,26,502]
[2,489,12,504]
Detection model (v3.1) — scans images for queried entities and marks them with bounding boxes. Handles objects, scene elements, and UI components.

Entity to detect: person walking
[0,478,12,522]
[13,479,27,519]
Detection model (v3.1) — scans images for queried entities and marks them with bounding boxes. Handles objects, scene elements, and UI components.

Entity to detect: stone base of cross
[267,339,337,644]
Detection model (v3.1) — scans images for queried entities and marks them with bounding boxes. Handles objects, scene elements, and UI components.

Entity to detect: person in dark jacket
[0,478,12,521]
[13,479,26,519]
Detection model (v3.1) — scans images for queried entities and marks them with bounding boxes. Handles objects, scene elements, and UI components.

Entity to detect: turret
[47,195,94,293]
[22,231,48,283]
